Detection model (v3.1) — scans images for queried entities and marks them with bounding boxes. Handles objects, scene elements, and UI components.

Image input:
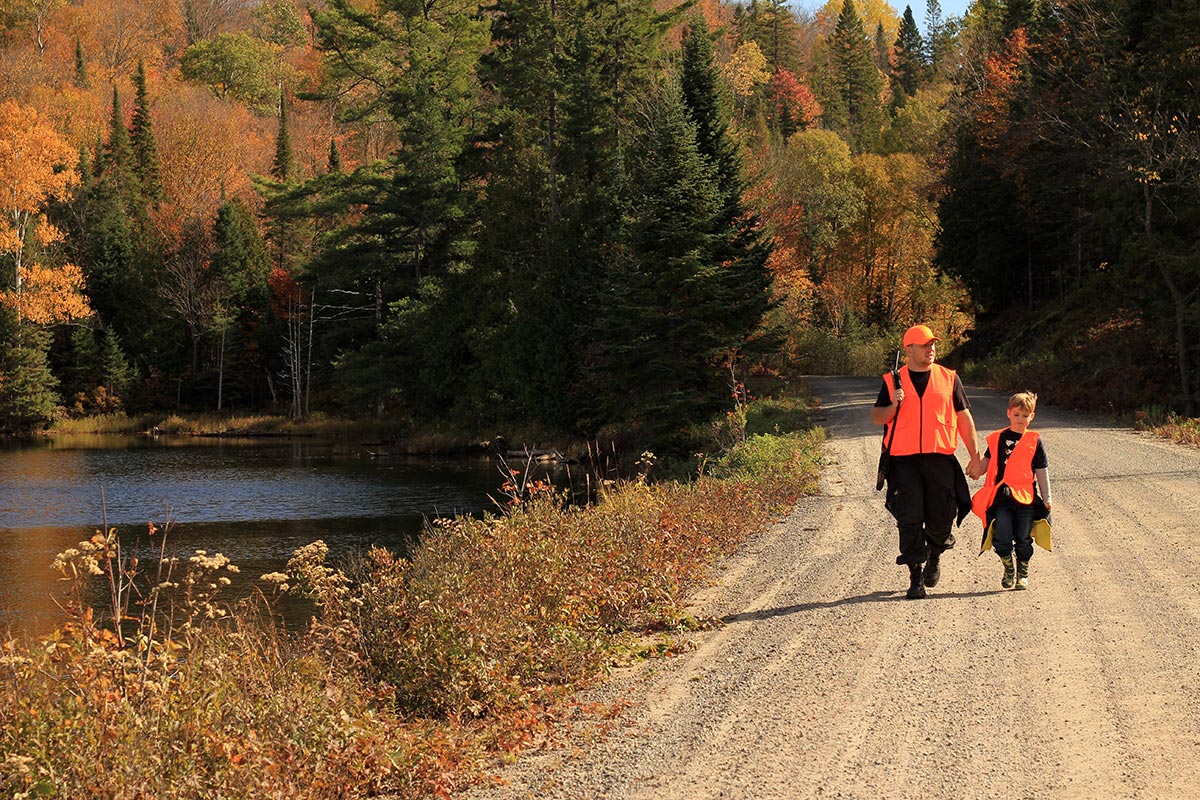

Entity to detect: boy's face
[1007,405,1035,432]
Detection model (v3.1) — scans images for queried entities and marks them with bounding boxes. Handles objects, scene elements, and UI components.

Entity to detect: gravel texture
[462,376,1200,800]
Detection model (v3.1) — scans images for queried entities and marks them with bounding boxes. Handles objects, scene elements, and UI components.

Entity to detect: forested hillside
[1,0,1197,437]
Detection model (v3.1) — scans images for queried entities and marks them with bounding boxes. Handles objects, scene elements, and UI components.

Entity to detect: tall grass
[1,414,824,798]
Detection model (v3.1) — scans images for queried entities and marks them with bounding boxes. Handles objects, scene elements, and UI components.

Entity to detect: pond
[0,433,547,635]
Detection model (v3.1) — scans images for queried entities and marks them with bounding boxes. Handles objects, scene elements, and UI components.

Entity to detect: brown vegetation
[1,416,823,798]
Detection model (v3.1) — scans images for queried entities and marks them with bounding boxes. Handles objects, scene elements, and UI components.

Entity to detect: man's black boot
[923,552,941,588]
[906,563,926,599]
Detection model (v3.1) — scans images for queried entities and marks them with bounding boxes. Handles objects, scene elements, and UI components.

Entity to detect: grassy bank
[1,400,824,798]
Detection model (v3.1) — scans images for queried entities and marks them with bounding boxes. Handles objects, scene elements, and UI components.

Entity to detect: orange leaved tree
[0,99,90,324]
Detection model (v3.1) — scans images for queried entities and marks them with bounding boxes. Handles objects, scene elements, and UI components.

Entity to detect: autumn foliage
[0,99,89,323]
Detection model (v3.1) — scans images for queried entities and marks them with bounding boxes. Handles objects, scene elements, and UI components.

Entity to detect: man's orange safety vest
[971,429,1039,522]
[882,364,959,457]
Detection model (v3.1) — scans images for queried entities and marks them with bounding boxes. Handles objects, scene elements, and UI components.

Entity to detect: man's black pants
[885,453,959,566]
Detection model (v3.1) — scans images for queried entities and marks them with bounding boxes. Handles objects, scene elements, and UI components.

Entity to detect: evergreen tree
[213,198,272,306]
[736,0,804,74]
[893,6,926,98]
[98,329,135,401]
[102,87,138,213]
[328,138,341,173]
[0,314,59,433]
[589,78,735,445]
[64,324,101,401]
[463,0,673,430]
[271,96,294,182]
[262,97,303,272]
[1004,0,1040,37]
[74,39,88,87]
[679,16,775,360]
[78,91,167,372]
[302,0,490,416]
[212,198,273,405]
[874,22,890,74]
[924,0,953,76]
[130,61,164,206]
[828,0,885,152]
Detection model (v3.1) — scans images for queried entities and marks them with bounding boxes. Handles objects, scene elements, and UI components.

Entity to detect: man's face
[906,341,936,369]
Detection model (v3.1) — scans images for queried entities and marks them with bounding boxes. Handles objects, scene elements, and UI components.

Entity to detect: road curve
[465,376,1200,800]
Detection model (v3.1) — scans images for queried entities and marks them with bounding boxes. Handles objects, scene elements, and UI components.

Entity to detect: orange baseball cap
[902,324,940,347]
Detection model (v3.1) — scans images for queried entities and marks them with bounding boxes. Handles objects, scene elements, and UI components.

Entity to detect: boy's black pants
[885,453,959,566]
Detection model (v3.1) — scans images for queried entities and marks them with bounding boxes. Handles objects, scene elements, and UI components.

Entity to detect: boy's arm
[1035,467,1052,509]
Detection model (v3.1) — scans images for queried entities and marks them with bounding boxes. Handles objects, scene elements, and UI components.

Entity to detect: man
[872,324,982,600]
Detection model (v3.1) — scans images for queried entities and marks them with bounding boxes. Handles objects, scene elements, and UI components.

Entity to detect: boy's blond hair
[1009,391,1038,412]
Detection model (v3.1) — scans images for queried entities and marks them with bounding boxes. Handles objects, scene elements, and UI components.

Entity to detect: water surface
[0,434,507,633]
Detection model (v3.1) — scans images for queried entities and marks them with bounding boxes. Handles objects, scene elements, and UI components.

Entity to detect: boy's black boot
[923,551,941,588]
[1000,554,1015,589]
[906,563,926,599]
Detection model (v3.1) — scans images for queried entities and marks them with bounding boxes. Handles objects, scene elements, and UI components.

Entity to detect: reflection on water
[0,435,516,634]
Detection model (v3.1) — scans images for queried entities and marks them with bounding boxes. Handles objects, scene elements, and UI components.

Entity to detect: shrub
[2,412,826,798]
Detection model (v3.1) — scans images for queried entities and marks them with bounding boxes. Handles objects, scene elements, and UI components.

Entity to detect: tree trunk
[217,326,225,411]
[1144,184,1194,415]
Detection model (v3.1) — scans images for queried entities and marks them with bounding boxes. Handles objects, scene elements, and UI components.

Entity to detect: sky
[797,0,975,24]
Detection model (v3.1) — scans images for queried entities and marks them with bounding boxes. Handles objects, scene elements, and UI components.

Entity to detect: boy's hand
[965,455,983,480]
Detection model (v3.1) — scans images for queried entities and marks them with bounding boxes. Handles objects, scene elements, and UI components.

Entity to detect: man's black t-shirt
[874,369,970,412]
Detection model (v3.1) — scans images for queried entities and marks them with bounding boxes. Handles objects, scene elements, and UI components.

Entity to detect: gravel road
[464,376,1200,800]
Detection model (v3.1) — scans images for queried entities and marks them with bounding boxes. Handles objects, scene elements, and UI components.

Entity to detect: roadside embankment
[1,399,823,798]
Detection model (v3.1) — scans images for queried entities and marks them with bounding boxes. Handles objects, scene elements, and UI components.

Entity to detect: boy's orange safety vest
[882,365,959,456]
[971,429,1039,522]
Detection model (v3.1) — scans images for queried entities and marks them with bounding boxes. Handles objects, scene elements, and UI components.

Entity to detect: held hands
[965,454,984,480]
[893,388,905,405]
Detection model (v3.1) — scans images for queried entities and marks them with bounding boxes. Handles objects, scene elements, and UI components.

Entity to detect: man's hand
[893,387,905,405]
[965,454,984,480]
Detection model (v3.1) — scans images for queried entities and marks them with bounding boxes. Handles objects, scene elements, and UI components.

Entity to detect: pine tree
[828,0,884,152]
[263,97,302,272]
[74,39,88,88]
[130,62,164,206]
[302,0,490,416]
[590,77,729,443]
[1004,0,1040,37]
[271,96,294,182]
[79,90,163,370]
[924,0,952,76]
[736,0,804,74]
[679,16,775,361]
[214,198,272,306]
[64,324,102,401]
[327,138,341,173]
[98,329,135,400]
[0,315,59,433]
[893,6,927,98]
[102,87,138,212]
[212,198,273,406]
[874,22,890,74]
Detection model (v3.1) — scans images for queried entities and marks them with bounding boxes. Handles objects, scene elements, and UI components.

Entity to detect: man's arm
[871,381,903,426]
[871,396,902,426]
[957,408,983,478]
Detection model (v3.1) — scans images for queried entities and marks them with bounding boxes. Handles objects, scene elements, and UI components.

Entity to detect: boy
[970,392,1053,589]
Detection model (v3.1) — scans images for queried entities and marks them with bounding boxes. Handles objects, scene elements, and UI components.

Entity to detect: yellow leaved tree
[0,99,90,324]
